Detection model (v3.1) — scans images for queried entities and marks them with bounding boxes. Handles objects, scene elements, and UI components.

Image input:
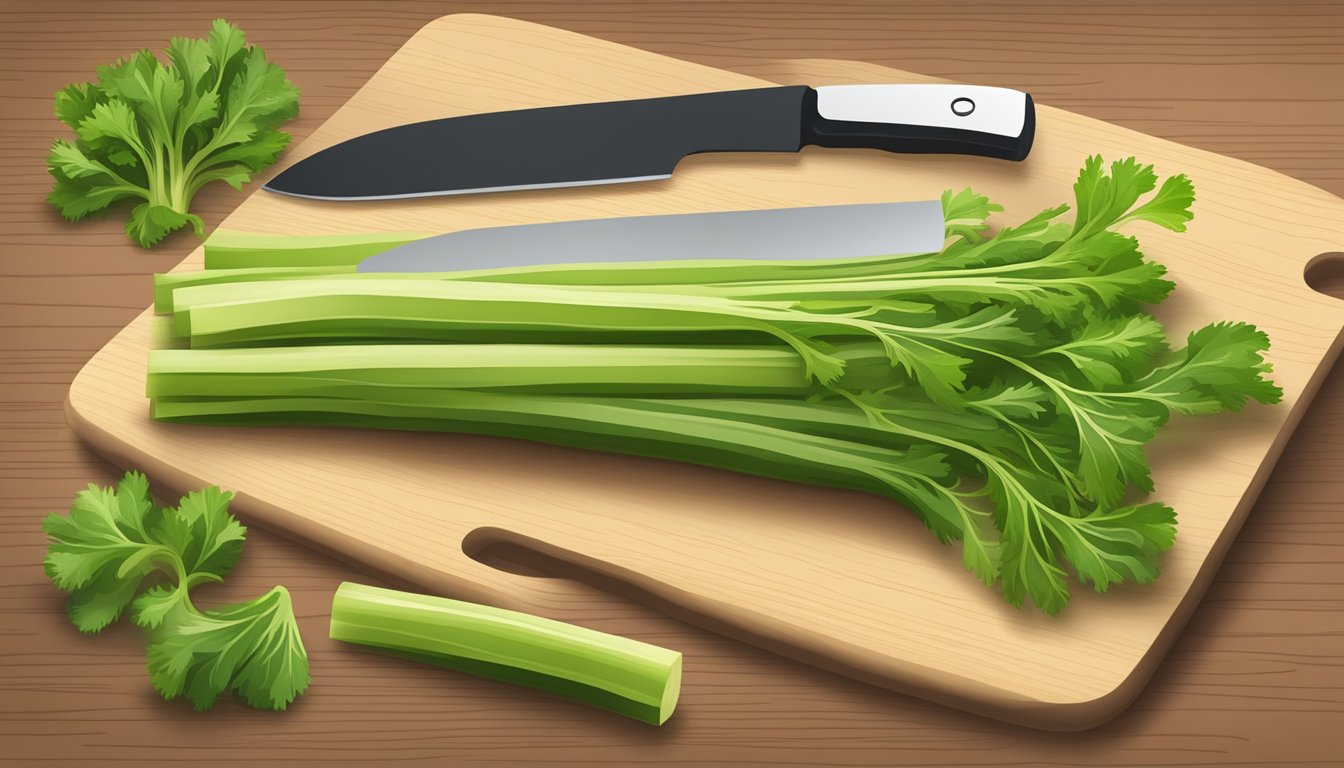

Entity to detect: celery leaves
[43,471,309,710]
[46,20,299,247]
[138,586,309,711]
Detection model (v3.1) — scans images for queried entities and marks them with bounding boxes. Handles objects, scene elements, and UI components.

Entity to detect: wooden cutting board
[65,14,1344,730]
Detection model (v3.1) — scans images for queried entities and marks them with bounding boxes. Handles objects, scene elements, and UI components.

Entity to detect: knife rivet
[950,97,976,117]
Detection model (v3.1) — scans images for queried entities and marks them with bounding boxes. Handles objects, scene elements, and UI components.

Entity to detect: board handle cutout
[458,526,691,623]
[1305,252,1344,302]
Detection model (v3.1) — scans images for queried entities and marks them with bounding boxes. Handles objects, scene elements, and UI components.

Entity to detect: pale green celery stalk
[152,262,936,321]
[148,252,968,317]
[546,232,1111,305]
[166,280,852,367]
[165,279,998,399]
[660,273,1084,304]
[203,230,430,269]
[146,390,1006,582]
[329,582,682,725]
[145,343,896,398]
[151,257,947,314]
[148,390,978,541]
[153,266,355,313]
[152,261,1088,322]
[153,268,539,316]
[166,280,1037,407]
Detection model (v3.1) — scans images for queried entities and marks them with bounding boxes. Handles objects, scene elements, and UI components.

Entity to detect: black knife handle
[801,84,1035,161]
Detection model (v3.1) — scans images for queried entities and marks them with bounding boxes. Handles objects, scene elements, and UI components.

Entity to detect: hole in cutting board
[462,526,615,584]
[462,534,558,578]
[1305,252,1344,300]
[459,525,730,630]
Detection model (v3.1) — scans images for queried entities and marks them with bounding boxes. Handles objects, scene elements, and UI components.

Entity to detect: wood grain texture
[2,1,1342,764]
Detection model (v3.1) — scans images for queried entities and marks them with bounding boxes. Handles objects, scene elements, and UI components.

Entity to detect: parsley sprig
[43,471,309,710]
[46,20,299,247]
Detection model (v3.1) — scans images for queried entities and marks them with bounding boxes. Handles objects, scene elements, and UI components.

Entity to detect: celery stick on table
[330,582,682,725]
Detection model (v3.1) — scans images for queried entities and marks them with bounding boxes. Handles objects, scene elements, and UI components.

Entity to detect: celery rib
[203,230,430,268]
[146,344,838,398]
[330,582,681,725]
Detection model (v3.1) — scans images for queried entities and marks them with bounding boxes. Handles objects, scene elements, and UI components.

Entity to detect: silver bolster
[814,84,1029,138]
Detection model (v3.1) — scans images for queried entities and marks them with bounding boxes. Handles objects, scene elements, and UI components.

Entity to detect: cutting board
[65,14,1344,730]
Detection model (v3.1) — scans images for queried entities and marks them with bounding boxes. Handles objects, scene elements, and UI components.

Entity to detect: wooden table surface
[2,1,1341,765]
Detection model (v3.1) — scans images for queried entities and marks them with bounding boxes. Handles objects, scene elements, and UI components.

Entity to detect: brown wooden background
[2,1,1341,765]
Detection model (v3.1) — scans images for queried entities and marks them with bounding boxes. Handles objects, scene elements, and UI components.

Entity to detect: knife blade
[266,84,1034,201]
[355,200,945,273]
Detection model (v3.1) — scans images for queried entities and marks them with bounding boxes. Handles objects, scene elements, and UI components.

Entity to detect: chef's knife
[266,84,1034,201]
[355,200,945,273]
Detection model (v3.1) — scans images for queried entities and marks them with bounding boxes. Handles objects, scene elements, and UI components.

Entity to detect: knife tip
[261,165,308,197]
[259,178,310,199]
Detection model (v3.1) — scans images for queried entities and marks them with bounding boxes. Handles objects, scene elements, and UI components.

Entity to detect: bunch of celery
[149,157,1281,613]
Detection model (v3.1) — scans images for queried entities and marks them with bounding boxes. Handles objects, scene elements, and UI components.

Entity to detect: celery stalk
[169,280,868,382]
[150,250,961,312]
[148,391,976,538]
[146,344,871,398]
[163,279,1025,404]
[329,582,682,725]
[153,266,355,312]
[203,230,430,269]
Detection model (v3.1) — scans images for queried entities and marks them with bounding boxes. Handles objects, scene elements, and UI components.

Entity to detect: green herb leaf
[46,19,298,247]
[1046,313,1168,381]
[1071,156,1160,240]
[1123,172,1196,232]
[1053,502,1177,592]
[42,472,170,632]
[1133,322,1283,414]
[142,586,310,711]
[160,485,246,587]
[941,187,1003,244]
[44,471,307,710]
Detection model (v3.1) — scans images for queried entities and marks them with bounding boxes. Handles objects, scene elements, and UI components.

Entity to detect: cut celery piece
[329,582,682,725]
